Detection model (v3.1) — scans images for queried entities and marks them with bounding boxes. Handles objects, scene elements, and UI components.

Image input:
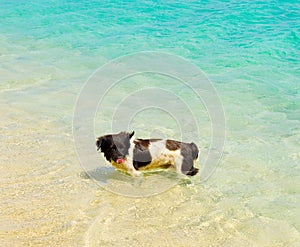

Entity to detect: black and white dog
[96,131,199,176]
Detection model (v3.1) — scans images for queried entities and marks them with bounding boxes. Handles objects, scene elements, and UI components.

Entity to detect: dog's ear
[96,137,104,151]
[129,131,135,139]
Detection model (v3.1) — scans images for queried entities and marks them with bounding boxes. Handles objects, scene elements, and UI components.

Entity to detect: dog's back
[133,139,199,175]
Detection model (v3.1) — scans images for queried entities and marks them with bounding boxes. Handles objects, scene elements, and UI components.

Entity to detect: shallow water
[1,0,299,246]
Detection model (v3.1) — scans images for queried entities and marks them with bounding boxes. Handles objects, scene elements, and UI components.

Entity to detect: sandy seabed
[1,105,299,246]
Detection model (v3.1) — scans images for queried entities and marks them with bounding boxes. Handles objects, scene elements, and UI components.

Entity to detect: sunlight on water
[0,0,299,245]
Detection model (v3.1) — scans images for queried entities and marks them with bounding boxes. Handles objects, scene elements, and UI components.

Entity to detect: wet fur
[96,131,199,176]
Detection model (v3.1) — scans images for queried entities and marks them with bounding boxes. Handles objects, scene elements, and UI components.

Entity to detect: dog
[96,131,199,177]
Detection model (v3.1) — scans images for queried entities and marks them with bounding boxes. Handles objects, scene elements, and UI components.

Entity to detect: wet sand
[1,105,299,246]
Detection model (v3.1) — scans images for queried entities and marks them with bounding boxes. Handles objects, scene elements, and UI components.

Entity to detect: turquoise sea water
[1,0,299,245]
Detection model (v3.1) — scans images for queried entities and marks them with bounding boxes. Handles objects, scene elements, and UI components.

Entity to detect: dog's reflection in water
[79,166,191,189]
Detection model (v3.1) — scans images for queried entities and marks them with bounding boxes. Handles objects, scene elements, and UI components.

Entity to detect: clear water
[0,0,299,245]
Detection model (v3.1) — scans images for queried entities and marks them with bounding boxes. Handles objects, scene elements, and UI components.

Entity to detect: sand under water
[1,95,299,246]
[1,0,299,246]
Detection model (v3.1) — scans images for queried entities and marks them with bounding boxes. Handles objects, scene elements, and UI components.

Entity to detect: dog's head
[96,131,135,163]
